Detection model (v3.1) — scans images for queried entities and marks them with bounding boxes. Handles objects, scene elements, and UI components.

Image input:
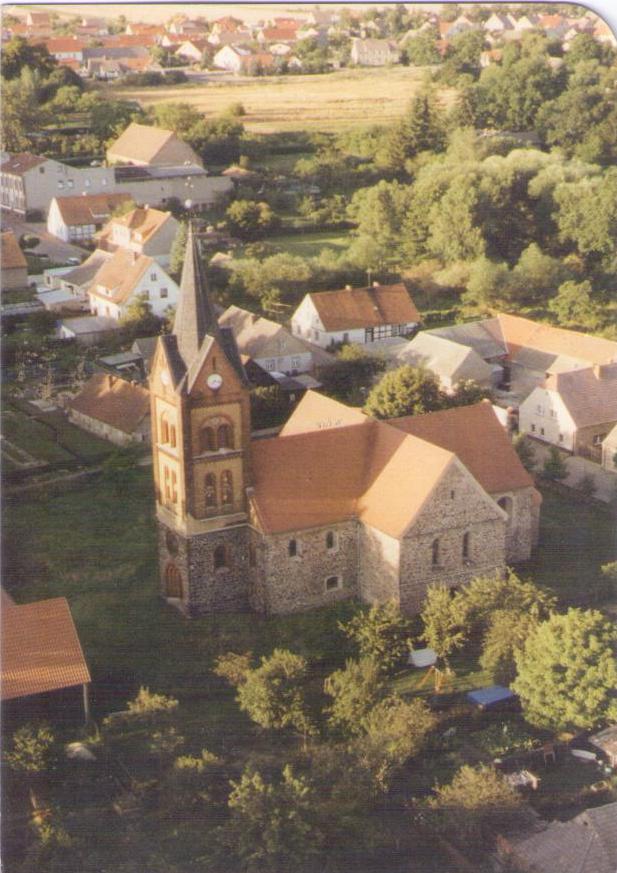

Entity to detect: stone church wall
[493,486,539,563]
[158,520,251,615]
[357,524,401,605]
[259,521,359,614]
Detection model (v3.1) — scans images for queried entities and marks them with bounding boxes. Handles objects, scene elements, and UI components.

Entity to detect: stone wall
[399,461,507,614]
[259,521,359,614]
[493,486,539,563]
[157,520,251,615]
[358,524,401,605]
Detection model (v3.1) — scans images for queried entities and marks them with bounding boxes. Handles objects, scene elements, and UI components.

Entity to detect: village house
[602,423,617,472]
[426,313,617,405]
[219,305,319,376]
[149,227,539,618]
[46,193,132,243]
[350,37,401,66]
[394,331,497,393]
[213,45,252,72]
[106,123,203,168]
[483,12,516,33]
[24,10,53,37]
[57,315,120,346]
[68,373,151,446]
[291,283,421,349]
[38,36,87,63]
[0,230,28,291]
[0,153,115,218]
[1,589,91,722]
[519,363,617,463]
[87,248,178,321]
[39,250,112,313]
[498,801,617,873]
[174,38,210,63]
[96,206,180,268]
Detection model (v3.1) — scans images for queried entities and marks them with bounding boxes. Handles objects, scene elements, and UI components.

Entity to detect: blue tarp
[466,685,516,708]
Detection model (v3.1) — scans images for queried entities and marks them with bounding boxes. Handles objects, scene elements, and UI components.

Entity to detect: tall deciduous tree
[324,657,385,736]
[236,649,314,741]
[513,608,617,730]
[223,765,322,872]
[420,585,466,666]
[340,600,412,675]
[364,366,444,420]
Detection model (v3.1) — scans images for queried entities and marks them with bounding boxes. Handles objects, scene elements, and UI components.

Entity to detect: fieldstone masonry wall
[158,521,251,614]
[358,524,401,605]
[257,521,359,615]
[494,486,539,564]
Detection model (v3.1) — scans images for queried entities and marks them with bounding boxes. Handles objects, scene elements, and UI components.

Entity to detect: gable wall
[399,462,506,614]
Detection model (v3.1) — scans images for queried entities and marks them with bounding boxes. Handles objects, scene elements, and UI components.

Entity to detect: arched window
[169,424,177,448]
[498,496,512,518]
[205,473,217,509]
[288,539,297,558]
[326,531,336,551]
[160,414,170,444]
[325,575,341,591]
[462,532,470,560]
[221,470,233,505]
[218,423,233,450]
[165,563,183,598]
[199,426,216,454]
[431,538,440,567]
[214,544,229,570]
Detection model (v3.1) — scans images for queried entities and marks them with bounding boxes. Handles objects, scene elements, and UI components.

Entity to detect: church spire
[173,222,221,368]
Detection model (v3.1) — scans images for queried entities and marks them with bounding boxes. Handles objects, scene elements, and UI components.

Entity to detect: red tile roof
[391,401,535,494]
[54,193,132,227]
[0,152,48,176]
[308,283,421,331]
[545,364,617,428]
[1,595,90,700]
[69,373,150,434]
[1,231,27,270]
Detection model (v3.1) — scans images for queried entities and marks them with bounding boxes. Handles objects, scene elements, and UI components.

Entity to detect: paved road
[0,213,87,264]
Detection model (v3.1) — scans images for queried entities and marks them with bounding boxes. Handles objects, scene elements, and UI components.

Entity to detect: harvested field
[109,66,458,133]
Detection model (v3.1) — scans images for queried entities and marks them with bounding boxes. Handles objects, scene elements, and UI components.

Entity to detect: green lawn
[516,487,616,606]
[265,228,351,258]
[1,403,116,469]
[3,467,616,870]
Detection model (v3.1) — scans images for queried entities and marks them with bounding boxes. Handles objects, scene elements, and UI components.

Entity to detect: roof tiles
[309,283,420,331]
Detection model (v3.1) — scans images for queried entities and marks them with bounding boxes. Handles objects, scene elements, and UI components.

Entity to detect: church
[149,227,541,617]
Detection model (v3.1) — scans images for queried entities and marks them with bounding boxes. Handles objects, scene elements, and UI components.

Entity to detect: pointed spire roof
[173,222,221,368]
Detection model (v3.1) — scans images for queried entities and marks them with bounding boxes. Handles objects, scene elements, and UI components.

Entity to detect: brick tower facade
[150,224,252,614]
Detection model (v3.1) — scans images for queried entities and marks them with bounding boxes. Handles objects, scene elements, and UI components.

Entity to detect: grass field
[266,228,351,258]
[109,66,458,133]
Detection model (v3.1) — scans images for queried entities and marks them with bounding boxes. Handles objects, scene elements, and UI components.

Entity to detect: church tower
[150,224,252,614]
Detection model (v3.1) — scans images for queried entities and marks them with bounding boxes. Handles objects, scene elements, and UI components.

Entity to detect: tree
[320,344,386,405]
[419,585,465,666]
[356,696,436,793]
[324,657,385,736]
[509,243,567,304]
[222,765,322,872]
[448,380,491,407]
[213,651,253,687]
[427,175,485,263]
[403,29,441,66]
[4,724,56,811]
[555,169,617,270]
[1,68,47,152]
[441,30,486,81]
[225,200,280,241]
[461,256,511,313]
[512,433,536,472]
[236,649,314,742]
[1,36,57,79]
[479,609,543,686]
[340,600,412,675]
[364,366,444,420]
[548,279,601,329]
[542,445,568,481]
[120,294,164,338]
[125,687,179,719]
[347,181,414,268]
[169,222,188,277]
[426,765,525,843]
[513,608,617,730]
[455,570,555,639]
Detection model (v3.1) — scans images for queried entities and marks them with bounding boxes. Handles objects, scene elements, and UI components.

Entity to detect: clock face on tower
[207,373,223,391]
